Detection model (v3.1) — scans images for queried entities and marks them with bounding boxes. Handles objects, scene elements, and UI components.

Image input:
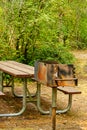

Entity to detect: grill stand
[52,87,57,130]
[37,82,57,130]
[36,83,72,130]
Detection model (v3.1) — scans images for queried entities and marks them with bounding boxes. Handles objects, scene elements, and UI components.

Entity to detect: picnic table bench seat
[57,86,81,94]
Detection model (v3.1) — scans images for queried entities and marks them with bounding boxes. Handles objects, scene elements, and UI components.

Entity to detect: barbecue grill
[34,60,77,87]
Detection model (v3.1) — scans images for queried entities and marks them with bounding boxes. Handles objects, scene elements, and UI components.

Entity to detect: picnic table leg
[56,94,72,114]
[12,78,37,98]
[36,82,72,116]
[11,77,23,98]
[37,82,50,114]
[0,78,27,117]
[52,87,57,130]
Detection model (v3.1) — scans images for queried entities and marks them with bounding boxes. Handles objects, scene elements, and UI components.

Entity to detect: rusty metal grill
[34,60,77,87]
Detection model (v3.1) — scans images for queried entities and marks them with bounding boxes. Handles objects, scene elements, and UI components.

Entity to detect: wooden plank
[0,61,34,74]
[7,61,34,70]
[0,63,34,78]
[57,86,81,94]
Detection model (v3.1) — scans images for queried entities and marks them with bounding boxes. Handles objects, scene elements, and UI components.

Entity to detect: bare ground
[0,50,87,130]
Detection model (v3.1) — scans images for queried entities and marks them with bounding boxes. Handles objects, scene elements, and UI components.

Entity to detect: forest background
[0,0,87,65]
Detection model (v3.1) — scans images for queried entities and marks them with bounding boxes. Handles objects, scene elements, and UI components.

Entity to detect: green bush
[27,43,75,65]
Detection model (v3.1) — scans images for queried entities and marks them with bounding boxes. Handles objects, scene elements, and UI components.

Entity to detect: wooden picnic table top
[0,61,34,78]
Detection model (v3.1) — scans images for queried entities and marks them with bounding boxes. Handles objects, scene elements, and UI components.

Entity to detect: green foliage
[26,43,75,65]
[0,0,87,65]
[0,42,15,60]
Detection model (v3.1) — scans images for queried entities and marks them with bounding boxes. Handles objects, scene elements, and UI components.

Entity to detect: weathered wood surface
[57,86,81,94]
[0,61,34,78]
[34,61,77,87]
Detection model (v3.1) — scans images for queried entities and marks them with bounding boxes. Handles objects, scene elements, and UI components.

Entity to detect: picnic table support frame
[37,82,50,114]
[0,78,27,117]
[11,78,37,99]
[36,81,72,115]
[56,94,72,114]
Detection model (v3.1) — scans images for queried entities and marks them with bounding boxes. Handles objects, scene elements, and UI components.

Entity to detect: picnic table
[0,60,34,117]
[0,60,81,130]
[0,61,57,116]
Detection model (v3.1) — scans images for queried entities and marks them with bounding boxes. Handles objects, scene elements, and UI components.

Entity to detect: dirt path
[72,50,87,77]
[0,50,87,130]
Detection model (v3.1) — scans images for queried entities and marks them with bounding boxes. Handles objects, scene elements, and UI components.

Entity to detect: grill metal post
[52,87,57,130]
[0,71,3,91]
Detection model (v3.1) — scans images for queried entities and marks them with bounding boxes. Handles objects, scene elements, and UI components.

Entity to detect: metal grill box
[34,61,77,87]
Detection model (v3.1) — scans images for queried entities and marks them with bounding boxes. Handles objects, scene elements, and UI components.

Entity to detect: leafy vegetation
[0,0,87,65]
